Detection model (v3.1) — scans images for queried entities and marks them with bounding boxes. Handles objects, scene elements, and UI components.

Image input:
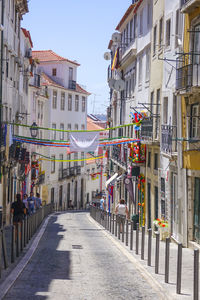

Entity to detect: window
[41,102,43,120]
[175,10,180,48]
[52,123,56,140]
[75,95,79,111]
[138,54,143,85]
[191,105,199,138]
[82,96,86,112]
[51,155,55,173]
[69,67,73,80]
[139,9,143,35]
[68,94,72,111]
[154,153,158,170]
[155,89,160,139]
[133,14,137,40]
[163,97,168,124]
[153,25,157,55]
[67,124,71,140]
[166,19,171,47]
[146,48,150,81]
[52,68,57,76]
[148,151,151,168]
[38,100,41,119]
[52,91,57,109]
[193,25,200,64]
[81,152,84,167]
[147,3,151,27]
[74,152,78,167]
[150,91,154,114]
[81,124,85,130]
[130,19,133,42]
[126,24,129,46]
[159,17,163,48]
[33,92,36,112]
[61,92,65,110]
[59,154,63,172]
[75,124,78,130]
[60,123,64,140]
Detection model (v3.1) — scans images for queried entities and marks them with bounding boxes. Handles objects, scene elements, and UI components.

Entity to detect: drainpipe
[0,0,4,228]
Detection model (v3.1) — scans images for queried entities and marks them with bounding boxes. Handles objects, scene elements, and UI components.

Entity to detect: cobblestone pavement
[3,212,159,300]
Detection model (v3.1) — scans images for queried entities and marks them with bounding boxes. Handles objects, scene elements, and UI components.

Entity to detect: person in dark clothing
[11,194,26,223]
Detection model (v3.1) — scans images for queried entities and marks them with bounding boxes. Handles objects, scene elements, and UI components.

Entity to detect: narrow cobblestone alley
[3,212,158,300]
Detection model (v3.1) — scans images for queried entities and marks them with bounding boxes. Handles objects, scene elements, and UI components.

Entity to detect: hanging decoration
[137,174,145,226]
[129,111,147,131]
[128,142,146,163]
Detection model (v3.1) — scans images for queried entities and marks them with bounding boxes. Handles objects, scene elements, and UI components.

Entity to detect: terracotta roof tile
[32,50,80,66]
[21,28,33,48]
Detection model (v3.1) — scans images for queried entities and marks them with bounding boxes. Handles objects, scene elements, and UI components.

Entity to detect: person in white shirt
[115,199,129,232]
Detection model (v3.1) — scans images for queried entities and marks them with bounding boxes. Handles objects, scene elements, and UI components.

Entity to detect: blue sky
[22,0,131,114]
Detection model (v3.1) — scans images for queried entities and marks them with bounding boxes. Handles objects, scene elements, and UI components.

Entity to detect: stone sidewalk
[92,212,198,300]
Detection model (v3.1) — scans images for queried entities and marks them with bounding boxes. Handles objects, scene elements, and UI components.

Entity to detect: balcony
[176,53,200,92]
[140,118,153,142]
[161,125,177,155]
[68,80,76,90]
[76,166,81,175]
[62,168,70,179]
[180,0,200,13]
[0,126,5,146]
[112,144,128,168]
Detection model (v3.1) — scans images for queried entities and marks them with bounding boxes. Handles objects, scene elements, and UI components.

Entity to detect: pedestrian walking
[11,194,27,223]
[35,192,42,210]
[23,194,29,214]
[115,199,129,232]
[100,195,106,211]
[27,192,36,215]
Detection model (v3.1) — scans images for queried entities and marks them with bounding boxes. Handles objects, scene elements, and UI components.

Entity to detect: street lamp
[30,122,38,138]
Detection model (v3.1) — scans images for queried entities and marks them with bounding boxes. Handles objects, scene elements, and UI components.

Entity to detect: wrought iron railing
[141,118,153,141]
[176,53,200,90]
[112,144,127,167]
[161,125,177,154]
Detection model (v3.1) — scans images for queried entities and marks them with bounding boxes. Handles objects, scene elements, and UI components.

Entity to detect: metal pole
[130,221,133,251]
[165,237,170,283]
[0,231,2,278]
[2,228,8,269]
[136,223,139,255]
[115,215,117,237]
[194,249,199,300]
[109,213,112,232]
[112,214,114,234]
[176,243,182,294]
[126,220,128,246]
[11,225,15,263]
[21,220,24,251]
[122,218,125,243]
[141,226,145,260]
[118,216,121,240]
[147,228,152,266]
[155,232,160,274]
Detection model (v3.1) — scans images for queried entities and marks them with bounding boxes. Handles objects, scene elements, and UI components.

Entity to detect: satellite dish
[104,52,111,60]
[111,32,121,43]
[108,78,116,89]
[114,79,125,92]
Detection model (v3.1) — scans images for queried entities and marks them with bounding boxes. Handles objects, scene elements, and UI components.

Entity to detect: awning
[105,173,118,188]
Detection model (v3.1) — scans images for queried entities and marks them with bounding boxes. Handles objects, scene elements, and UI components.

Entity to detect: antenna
[108,78,116,89]
[114,79,125,92]
[111,32,121,44]
[104,52,111,60]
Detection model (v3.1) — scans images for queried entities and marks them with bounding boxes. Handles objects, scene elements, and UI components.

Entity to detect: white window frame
[52,90,57,109]
[52,123,56,140]
[60,123,64,140]
[75,95,79,111]
[61,92,65,111]
[51,155,55,173]
[68,94,72,111]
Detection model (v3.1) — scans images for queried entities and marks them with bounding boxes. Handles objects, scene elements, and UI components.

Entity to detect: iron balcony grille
[161,125,177,154]
[112,144,127,167]
[68,80,76,90]
[38,173,45,184]
[176,53,200,91]
[141,118,153,141]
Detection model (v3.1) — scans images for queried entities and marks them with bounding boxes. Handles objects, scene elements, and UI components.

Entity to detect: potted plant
[131,214,139,230]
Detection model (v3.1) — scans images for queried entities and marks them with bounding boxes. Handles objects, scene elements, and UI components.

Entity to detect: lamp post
[30,122,38,138]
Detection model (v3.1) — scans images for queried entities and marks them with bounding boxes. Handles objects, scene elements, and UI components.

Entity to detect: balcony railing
[141,118,153,141]
[180,0,200,12]
[176,53,200,91]
[68,80,76,90]
[161,125,177,154]
[112,144,127,167]
[0,126,5,146]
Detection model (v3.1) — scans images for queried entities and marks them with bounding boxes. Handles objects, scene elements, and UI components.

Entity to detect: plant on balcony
[153,218,168,228]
